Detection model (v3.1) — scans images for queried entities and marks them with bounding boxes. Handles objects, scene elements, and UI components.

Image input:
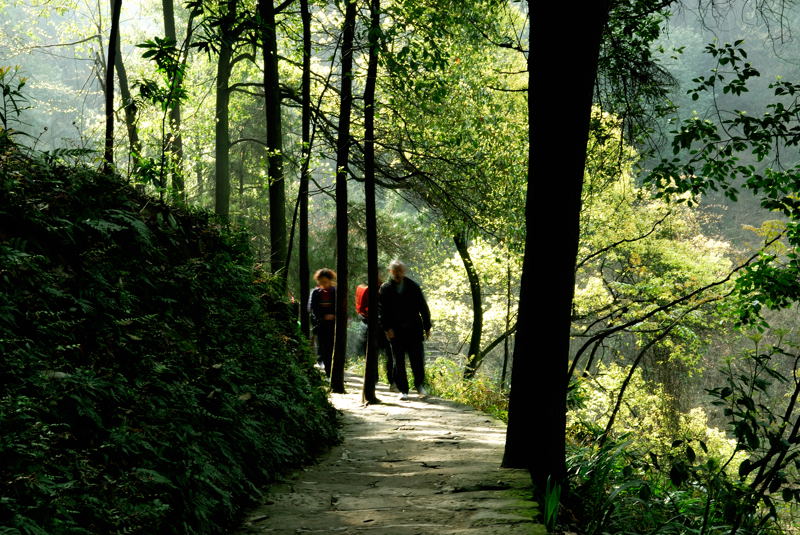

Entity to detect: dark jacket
[308,286,336,328]
[377,277,431,334]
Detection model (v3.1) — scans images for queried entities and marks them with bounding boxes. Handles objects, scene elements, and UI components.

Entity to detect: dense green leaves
[647,41,800,331]
[0,66,29,135]
[0,140,338,534]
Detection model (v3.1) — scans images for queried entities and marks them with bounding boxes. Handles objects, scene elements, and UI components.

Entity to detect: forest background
[2,0,800,533]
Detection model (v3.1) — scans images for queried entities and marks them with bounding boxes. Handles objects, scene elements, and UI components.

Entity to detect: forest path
[236,372,542,534]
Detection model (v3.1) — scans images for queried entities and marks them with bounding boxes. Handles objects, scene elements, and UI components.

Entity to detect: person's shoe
[389,383,399,393]
[416,385,428,396]
[399,392,409,401]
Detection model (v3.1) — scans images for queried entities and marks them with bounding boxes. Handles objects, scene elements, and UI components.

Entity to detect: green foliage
[423,237,519,372]
[574,109,735,378]
[133,36,189,193]
[564,38,800,535]
[346,355,509,421]
[596,0,678,150]
[566,422,793,535]
[570,363,740,463]
[542,476,561,534]
[0,65,29,138]
[565,359,798,534]
[374,0,527,243]
[0,141,338,534]
[707,333,800,530]
[136,37,188,113]
[565,429,740,535]
[647,41,800,328]
[426,358,508,422]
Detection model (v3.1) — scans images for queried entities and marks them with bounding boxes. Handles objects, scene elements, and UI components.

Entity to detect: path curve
[237,373,543,534]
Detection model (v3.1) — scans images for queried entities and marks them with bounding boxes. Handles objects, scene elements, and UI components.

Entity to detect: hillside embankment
[0,142,338,534]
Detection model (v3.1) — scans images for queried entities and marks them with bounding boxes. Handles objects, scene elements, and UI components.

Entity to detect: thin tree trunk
[502,0,610,497]
[329,0,357,394]
[361,0,381,405]
[113,17,140,164]
[455,231,483,379]
[259,0,288,287]
[162,0,185,200]
[214,0,237,220]
[103,0,122,174]
[299,0,311,337]
[500,260,511,390]
[195,161,204,203]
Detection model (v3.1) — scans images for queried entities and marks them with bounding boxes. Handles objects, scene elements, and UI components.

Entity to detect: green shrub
[565,362,795,534]
[427,357,508,421]
[0,143,339,534]
[568,363,741,465]
[346,356,509,421]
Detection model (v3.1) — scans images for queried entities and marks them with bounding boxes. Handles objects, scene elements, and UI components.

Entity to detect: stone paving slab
[237,373,544,535]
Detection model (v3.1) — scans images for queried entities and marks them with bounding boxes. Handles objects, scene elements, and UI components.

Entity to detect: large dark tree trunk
[361,0,381,405]
[455,231,483,379]
[103,0,122,174]
[298,0,311,338]
[259,0,288,288]
[329,0,357,394]
[502,0,610,496]
[162,0,185,200]
[214,0,237,220]
[112,16,140,163]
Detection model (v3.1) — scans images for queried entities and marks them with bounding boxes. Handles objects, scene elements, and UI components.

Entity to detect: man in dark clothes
[378,260,431,400]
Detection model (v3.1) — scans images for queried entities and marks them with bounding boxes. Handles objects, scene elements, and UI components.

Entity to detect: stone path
[237,373,543,534]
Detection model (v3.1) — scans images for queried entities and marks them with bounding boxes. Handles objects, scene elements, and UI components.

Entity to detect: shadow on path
[237,373,543,534]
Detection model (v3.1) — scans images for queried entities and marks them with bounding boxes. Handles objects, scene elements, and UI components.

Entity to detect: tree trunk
[113,16,140,163]
[329,0,357,394]
[298,0,311,338]
[361,0,381,405]
[502,0,610,497]
[103,0,122,174]
[259,0,288,288]
[162,0,185,200]
[195,161,204,203]
[455,231,483,379]
[214,0,237,220]
[500,260,511,390]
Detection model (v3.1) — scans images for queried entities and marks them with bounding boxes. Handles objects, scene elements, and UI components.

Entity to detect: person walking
[308,268,336,377]
[356,275,394,390]
[378,260,431,400]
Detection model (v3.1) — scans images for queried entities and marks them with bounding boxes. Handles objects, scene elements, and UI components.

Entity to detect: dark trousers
[315,320,335,377]
[383,343,394,386]
[389,329,425,394]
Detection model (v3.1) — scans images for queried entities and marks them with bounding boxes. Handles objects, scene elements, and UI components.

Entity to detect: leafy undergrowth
[348,355,509,422]
[426,358,508,422]
[0,142,339,534]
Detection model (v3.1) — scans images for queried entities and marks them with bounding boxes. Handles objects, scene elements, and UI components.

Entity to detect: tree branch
[478,322,518,361]
[230,137,268,148]
[567,234,782,379]
[576,211,671,270]
[28,35,100,49]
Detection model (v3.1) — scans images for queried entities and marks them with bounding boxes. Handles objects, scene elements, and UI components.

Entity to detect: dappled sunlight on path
[237,373,542,534]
